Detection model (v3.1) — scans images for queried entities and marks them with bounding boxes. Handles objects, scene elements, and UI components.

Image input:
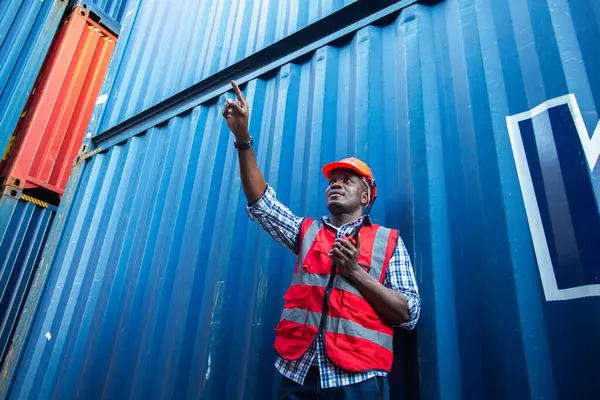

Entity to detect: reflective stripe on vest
[290,273,361,298]
[297,219,321,267]
[369,226,392,280]
[280,308,393,352]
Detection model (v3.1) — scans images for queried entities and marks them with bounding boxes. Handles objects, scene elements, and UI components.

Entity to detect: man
[222,81,420,399]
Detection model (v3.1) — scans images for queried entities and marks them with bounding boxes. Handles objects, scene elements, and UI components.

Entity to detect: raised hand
[222,80,250,141]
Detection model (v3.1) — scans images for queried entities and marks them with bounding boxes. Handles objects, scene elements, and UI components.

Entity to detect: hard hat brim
[322,161,368,180]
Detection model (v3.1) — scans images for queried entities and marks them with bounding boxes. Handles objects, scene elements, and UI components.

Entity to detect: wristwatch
[234,136,253,150]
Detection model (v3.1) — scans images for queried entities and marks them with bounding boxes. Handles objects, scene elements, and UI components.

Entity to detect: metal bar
[91,0,425,151]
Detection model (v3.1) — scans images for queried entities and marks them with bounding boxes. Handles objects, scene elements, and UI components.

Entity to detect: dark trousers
[278,368,389,400]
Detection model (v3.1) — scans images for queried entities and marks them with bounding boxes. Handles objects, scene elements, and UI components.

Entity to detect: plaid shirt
[247,185,420,389]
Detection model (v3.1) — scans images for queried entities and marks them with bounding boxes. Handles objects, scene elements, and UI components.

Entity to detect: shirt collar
[322,215,372,231]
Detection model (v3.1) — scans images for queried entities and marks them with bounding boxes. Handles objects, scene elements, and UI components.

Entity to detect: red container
[0,6,116,197]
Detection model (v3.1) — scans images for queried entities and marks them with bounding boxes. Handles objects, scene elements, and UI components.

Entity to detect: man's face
[325,169,369,215]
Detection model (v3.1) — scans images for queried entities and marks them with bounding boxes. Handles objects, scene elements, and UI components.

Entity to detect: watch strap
[234,136,253,150]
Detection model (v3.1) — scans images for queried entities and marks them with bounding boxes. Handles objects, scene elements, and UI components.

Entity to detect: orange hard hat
[322,157,377,204]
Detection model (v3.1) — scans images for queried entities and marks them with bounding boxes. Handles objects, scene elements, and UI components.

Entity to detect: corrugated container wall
[3,0,600,399]
[0,0,68,165]
[0,189,56,369]
[90,0,358,132]
[0,6,117,198]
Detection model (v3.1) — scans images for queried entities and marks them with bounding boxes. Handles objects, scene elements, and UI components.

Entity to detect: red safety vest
[274,218,399,373]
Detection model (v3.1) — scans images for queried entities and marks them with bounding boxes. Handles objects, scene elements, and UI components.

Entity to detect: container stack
[3,0,600,399]
[0,5,117,203]
[0,1,121,369]
[0,0,68,161]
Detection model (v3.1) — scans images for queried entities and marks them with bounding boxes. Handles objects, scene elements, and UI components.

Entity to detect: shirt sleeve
[246,185,304,255]
[383,236,421,330]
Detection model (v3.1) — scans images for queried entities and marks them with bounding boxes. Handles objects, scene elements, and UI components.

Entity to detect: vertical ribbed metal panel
[89,0,357,131]
[4,0,600,399]
[0,193,56,371]
[0,0,68,162]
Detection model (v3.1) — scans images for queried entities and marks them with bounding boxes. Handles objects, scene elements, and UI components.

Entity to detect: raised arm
[223,81,303,254]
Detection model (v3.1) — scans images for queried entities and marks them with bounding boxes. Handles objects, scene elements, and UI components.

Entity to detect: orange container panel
[0,6,116,197]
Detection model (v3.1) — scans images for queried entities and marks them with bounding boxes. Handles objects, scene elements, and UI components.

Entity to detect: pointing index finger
[231,80,246,105]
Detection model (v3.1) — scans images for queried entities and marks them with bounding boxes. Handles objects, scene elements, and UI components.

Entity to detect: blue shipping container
[4,0,600,399]
[0,0,68,160]
[87,0,358,132]
[0,189,56,373]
